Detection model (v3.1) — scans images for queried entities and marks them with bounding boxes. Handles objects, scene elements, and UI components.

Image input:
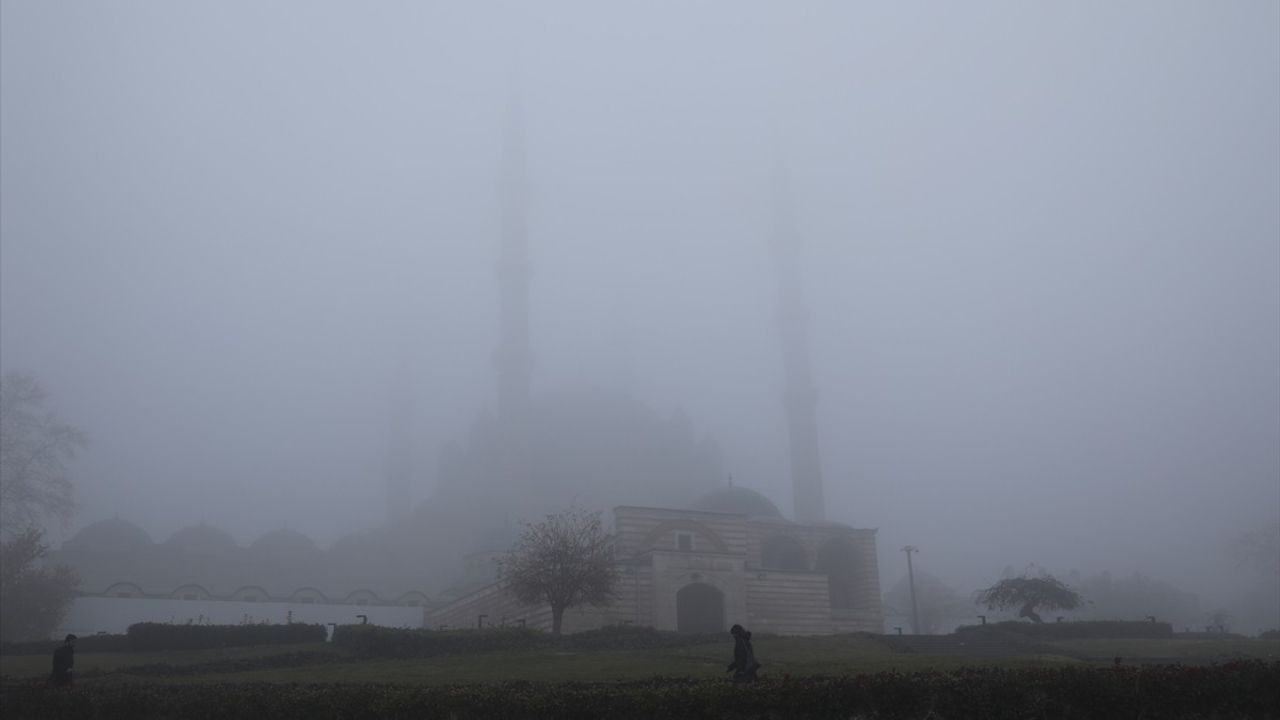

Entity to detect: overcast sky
[2,1,1277,620]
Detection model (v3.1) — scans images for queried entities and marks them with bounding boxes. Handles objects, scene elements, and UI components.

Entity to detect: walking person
[726,624,760,683]
[50,634,76,688]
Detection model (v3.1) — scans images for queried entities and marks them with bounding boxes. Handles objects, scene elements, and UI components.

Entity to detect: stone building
[50,97,885,637]
[427,487,882,635]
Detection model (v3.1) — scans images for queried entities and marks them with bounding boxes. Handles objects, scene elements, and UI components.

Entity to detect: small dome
[689,487,785,520]
[165,524,240,556]
[249,529,319,557]
[65,518,153,553]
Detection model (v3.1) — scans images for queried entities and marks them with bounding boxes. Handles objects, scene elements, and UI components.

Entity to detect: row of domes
[68,488,786,555]
[64,519,321,556]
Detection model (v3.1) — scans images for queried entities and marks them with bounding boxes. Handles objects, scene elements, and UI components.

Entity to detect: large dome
[391,385,724,593]
[689,486,785,520]
[249,529,319,557]
[432,386,723,522]
[164,524,240,556]
[64,518,153,554]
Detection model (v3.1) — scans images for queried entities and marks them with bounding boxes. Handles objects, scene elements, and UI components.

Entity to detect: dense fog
[2,1,1277,631]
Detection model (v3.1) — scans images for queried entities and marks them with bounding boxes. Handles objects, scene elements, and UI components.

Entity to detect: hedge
[125,622,327,651]
[4,662,1277,719]
[0,633,130,656]
[331,624,729,657]
[954,620,1174,640]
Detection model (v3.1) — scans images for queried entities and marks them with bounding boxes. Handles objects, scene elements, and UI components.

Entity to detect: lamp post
[903,545,921,635]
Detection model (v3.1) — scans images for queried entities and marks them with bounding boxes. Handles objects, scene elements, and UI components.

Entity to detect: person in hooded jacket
[726,624,760,682]
[50,634,76,687]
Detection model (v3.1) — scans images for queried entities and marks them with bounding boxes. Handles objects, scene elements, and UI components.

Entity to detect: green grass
[4,634,1273,687]
[1048,637,1280,661]
[0,642,336,679]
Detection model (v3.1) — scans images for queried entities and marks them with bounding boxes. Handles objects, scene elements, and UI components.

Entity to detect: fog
[2,2,1277,629]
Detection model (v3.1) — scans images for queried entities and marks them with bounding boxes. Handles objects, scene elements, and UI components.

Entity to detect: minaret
[493,89,533,414]
[385,342,414,523]
[770,165,826,524]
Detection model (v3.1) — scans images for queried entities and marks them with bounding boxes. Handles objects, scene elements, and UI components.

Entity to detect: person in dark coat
[726,624,760,682]
[50,634,76,687]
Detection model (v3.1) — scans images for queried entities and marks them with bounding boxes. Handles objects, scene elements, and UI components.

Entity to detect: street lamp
[902,546,921,635]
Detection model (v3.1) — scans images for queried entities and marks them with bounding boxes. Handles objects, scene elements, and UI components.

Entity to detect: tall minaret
[770,165,826,524]
[385,344,414,523]
[493,89,533,414]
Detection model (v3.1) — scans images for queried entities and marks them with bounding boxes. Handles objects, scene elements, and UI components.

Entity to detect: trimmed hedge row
[331,624,728,658]
[2,623,328,656]
[126,622,327,651]
[954,620,1174,640]
[332,624,546,656]
[4,662,1278,719]
[0,633,130,656]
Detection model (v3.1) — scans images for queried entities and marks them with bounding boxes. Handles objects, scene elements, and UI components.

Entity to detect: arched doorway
[676,582,724,633]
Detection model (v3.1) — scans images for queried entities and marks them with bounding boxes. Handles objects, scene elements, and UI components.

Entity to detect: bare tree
[0,373,85,537]
[499,507,617,635]
[0,528,78,641]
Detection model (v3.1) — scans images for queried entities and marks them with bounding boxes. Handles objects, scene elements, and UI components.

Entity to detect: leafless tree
[0,373,85,538]
[499,507,617,635]
[0,527,78,641]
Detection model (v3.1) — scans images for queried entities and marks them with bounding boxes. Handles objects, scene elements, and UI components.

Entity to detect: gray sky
[2,1,1277,622]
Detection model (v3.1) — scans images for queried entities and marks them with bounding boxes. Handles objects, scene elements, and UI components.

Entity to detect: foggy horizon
[2,1,1277,627]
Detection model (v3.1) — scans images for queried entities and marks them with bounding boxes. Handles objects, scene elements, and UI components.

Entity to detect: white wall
[57,596,425,638]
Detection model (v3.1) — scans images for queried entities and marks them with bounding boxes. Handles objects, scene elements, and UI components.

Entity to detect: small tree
[499,507,617,635]
[976,573,1082,624]
[0,528,78,641]
[0,373,85,538]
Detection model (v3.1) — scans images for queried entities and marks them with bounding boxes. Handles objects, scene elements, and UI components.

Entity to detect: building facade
[428,489,882,635]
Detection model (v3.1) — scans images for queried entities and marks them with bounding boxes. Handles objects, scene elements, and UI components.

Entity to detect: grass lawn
[0,643,337,680]
[3,634,1273,686]
[3,635,1074,686]
[1047,637,1280,661]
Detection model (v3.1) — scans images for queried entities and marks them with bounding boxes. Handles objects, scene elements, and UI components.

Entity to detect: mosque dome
[64,518,153,554]
[164,524,240,556]
[432,386,723,517]
[390,385,723,593]
[249,529,319,558]
[689,486,786,520]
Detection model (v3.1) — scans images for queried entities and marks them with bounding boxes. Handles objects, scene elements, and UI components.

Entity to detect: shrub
[0,529,79,642]
[330,623,727,658]
[0,632,130,656]
[954,620,1173,640]
[332,624,545,657]
[124,622,326,651]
